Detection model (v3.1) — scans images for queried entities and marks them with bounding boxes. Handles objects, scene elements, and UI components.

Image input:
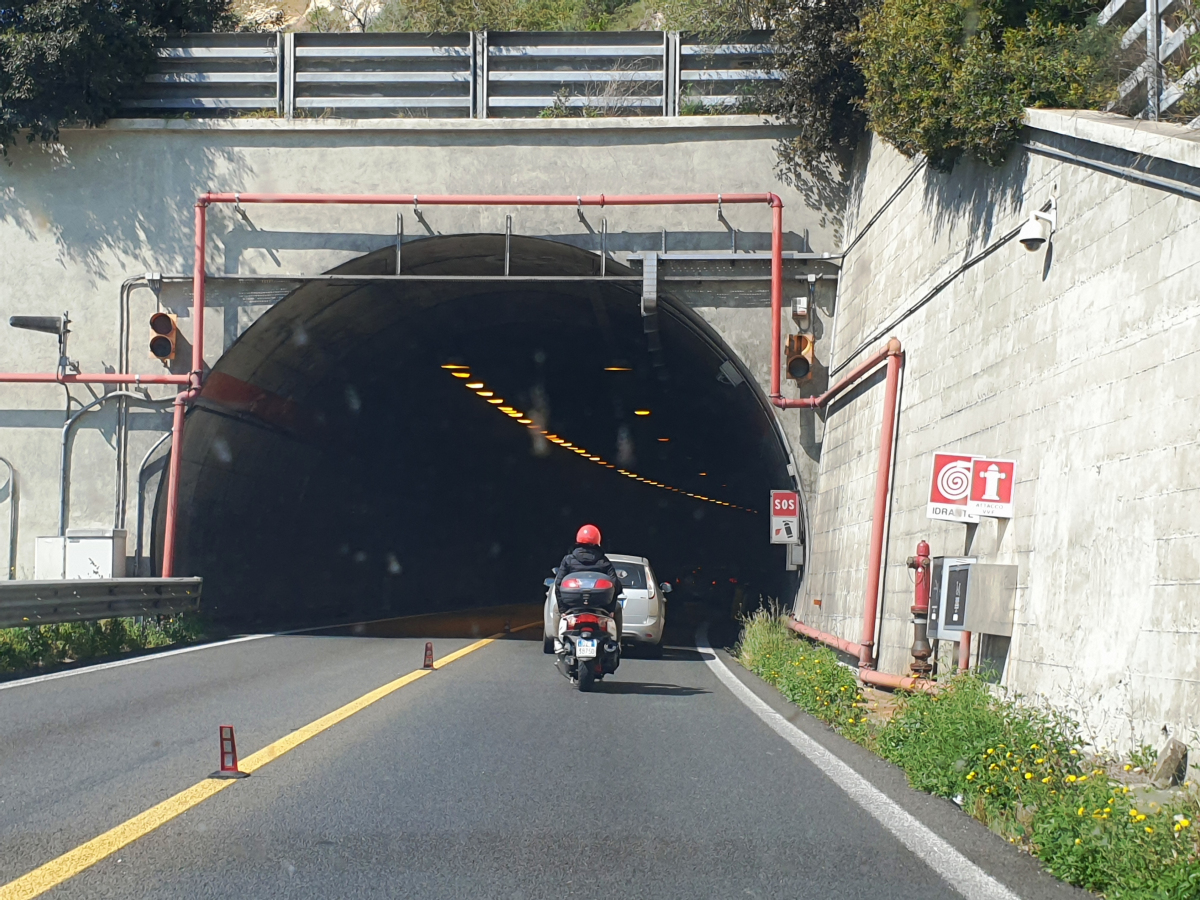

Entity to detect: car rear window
[613,563,647,590]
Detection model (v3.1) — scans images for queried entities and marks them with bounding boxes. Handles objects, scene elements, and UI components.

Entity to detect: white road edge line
[0,633,274,691]
[696,625,1022,900]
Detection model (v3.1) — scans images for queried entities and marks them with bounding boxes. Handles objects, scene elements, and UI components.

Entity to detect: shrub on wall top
[856,0,1119,171]
[0,0,235,151]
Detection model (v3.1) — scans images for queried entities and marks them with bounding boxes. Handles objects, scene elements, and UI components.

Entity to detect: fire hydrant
[906,540,932,677]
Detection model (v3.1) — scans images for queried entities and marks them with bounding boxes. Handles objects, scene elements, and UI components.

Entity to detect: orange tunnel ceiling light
[444,365,755,513]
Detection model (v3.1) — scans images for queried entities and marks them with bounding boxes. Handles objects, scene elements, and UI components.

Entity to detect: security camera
[1017,198,1057,252]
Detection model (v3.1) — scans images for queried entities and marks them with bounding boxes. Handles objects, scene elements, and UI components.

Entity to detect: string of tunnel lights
[442,365,757,514]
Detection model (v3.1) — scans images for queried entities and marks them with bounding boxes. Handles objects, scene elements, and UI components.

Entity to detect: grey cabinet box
[928,558,1018,640]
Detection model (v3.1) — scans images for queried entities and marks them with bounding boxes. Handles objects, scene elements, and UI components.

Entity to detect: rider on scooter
[554,524,624,636]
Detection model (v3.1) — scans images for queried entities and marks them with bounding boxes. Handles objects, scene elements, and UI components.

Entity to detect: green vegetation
[737,609,1200,900]
[646,0,1122,173]
[0,1,236,151]
[0,615,205,676]
[308,0,640,33]
[856,0,1118,171]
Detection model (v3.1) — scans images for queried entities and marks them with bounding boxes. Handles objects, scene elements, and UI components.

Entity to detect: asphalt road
[0,610,1086,900]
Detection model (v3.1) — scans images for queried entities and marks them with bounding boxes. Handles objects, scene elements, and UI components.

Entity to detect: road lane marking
[0,630,527,900]
[0,634,274,692]
[697,626,1023,900]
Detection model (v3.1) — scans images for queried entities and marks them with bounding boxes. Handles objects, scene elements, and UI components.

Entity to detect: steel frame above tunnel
[161,190,788,581]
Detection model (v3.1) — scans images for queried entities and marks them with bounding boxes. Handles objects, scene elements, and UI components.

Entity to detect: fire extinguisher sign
[770,490,800,544]
[967,457,1017,519]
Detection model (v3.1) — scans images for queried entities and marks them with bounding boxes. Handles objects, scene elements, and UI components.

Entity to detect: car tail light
[593,578,613,590]
[562,577,583,589]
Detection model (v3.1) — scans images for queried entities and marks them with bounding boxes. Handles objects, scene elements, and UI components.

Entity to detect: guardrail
[1100,0,1199,123]
[121,31,778,119]
[0,578,202,628]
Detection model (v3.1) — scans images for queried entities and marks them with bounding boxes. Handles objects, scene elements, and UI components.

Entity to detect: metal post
[661,30,669,117]
[600,217,607,277]
[641,253,657,317]
[1147,0,1161,120]
[0,456,17,579]
[468,31,477,120]
[504,214,512,276]
[396,213,403,275]
[282,32,296,121]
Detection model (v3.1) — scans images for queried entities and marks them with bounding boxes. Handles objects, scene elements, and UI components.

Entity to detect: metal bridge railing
[1100,0,1199,123]
[124,31,780,120]
[291,32,475,118]
[122,33,283,115]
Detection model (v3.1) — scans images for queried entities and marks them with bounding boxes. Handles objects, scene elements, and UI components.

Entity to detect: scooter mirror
[552,567,559,575]
[659,582,672,594]
[543,578,555,587]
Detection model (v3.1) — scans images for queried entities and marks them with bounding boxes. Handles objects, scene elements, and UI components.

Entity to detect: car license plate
[576,638,597,659]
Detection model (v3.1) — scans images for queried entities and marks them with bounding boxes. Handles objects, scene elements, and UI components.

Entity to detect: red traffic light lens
[149,313,174,336]
[149,336,174,359]
[786,356,811,380]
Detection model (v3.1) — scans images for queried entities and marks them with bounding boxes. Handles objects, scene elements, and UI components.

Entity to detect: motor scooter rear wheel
[576,660,596,692]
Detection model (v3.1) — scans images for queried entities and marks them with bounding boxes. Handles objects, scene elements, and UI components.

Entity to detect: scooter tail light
[593,578,614,590]
[561,577,583,590]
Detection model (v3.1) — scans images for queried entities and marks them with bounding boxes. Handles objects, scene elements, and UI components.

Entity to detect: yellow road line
[0,629,531,900]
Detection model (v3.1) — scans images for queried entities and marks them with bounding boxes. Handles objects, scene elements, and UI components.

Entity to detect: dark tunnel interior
[154,235,799,630]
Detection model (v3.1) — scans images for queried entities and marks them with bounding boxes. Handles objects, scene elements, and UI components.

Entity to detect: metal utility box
[927,556,974,640]
[928,557,1018,640]
[35,529,127,580]
[962,564,1019,637]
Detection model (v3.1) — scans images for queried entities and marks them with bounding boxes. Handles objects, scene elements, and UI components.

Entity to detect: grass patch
[0,615,206,677]
[736,608,1200,900]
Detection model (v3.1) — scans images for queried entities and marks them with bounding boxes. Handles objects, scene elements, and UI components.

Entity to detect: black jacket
[554,544,623,612]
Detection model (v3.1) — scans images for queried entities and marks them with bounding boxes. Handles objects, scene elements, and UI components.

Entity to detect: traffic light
[149,312,177,360]
[785,333,814,382]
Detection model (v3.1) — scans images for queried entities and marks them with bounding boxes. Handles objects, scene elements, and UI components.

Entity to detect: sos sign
[770,490,800,544]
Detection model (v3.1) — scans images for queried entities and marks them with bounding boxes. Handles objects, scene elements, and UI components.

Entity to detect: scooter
[553,571,621,692]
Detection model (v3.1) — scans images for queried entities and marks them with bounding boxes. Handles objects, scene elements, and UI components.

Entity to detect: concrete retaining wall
[804,110,1200,751]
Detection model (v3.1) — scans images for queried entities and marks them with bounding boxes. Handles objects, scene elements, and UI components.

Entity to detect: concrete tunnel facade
[157,235,802,626]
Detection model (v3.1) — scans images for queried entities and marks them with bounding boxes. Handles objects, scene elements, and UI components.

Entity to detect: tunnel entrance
[156,235,798,629]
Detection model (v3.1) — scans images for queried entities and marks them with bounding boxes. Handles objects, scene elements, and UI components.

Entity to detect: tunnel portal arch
[155,234,805,627]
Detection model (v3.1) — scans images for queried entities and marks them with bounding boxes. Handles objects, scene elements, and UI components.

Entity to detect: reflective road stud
[423,642,434,669]
[212,725,248,779]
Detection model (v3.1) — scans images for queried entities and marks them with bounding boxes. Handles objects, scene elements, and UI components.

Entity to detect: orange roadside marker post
[212,725,249,779]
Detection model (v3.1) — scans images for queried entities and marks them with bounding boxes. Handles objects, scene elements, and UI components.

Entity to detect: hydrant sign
[927,453,981,523]
[967,457,1016,519]
[770,490,800,544]
[928,453,1017,521]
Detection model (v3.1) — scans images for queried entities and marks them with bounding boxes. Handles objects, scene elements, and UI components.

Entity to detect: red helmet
[576,524,602,546]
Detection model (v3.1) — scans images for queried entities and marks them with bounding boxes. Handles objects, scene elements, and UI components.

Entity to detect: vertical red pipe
[192,202,207,382]
[958,631,972,672]
[161,202,208,577]
[770,202,783,399]
[159,391,189,577]
[858,338,903,668]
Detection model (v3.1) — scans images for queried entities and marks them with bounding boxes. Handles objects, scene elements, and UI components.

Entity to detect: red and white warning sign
[770,490,800,544]
[927,453,980,523]
[967,457,1016,519]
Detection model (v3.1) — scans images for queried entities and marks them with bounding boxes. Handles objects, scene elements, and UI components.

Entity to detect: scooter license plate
[576,639,597,659]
